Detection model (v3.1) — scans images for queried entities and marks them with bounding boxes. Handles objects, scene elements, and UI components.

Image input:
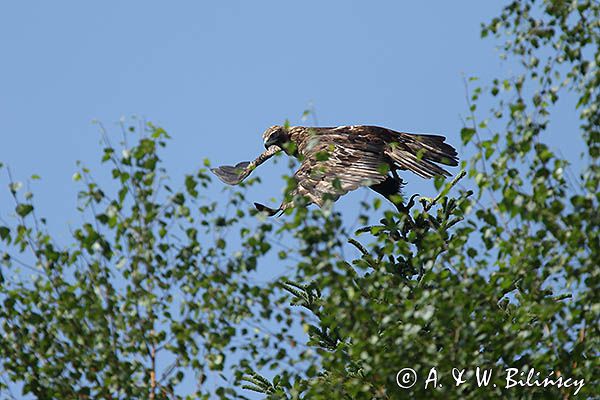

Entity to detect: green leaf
[15,204,33,217]
[0,226,9,241]
[315,151,330,161]
[460,127,476,145]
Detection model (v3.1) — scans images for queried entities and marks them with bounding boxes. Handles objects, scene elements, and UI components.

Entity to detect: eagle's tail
[387,134,459,179]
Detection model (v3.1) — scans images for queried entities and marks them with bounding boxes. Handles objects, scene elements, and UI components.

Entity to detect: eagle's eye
[263,127,282,148]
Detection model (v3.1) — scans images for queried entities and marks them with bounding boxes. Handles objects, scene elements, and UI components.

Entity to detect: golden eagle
[212,125,458,216]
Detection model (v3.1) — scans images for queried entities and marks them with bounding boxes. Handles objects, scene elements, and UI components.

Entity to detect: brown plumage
[212,125,458,216]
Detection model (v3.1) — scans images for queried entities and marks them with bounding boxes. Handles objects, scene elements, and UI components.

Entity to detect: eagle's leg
[369,173,414,214]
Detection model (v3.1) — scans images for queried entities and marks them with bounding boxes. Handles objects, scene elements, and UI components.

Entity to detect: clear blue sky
[0,1,584,397]
[0,1,515,226]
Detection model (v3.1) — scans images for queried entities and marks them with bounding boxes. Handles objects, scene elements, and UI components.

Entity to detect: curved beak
[264,137,278,149]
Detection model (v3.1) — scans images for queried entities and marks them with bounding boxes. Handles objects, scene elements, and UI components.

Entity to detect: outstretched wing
[338,125,458,179]
[211,161,251,185]
[211,145,281,185]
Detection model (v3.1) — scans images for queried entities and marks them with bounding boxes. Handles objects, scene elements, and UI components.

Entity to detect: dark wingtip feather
[235,161,251,169]
[387,132,459,179]
[415,134,459,167]
[211,166,244,185]
[254,202,280,216]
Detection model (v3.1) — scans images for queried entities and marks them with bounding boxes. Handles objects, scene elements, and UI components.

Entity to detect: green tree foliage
[0,123,280,399]
[0,1,598,399]
[235,1,599,398]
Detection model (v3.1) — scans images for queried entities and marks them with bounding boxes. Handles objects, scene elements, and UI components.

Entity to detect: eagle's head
[262,125,290,149]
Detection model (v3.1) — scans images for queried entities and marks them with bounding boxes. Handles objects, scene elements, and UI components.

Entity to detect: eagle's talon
[254,202,280,216]
[406,193,420,210]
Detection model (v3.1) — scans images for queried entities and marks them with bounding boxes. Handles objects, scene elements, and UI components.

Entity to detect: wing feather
[284,136,388,209]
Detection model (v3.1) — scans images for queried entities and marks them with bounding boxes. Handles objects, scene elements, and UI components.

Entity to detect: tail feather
[387,133,459,179]
[411,134,459,166]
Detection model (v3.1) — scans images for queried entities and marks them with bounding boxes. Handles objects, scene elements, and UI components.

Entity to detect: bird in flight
[212,125,458,216]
